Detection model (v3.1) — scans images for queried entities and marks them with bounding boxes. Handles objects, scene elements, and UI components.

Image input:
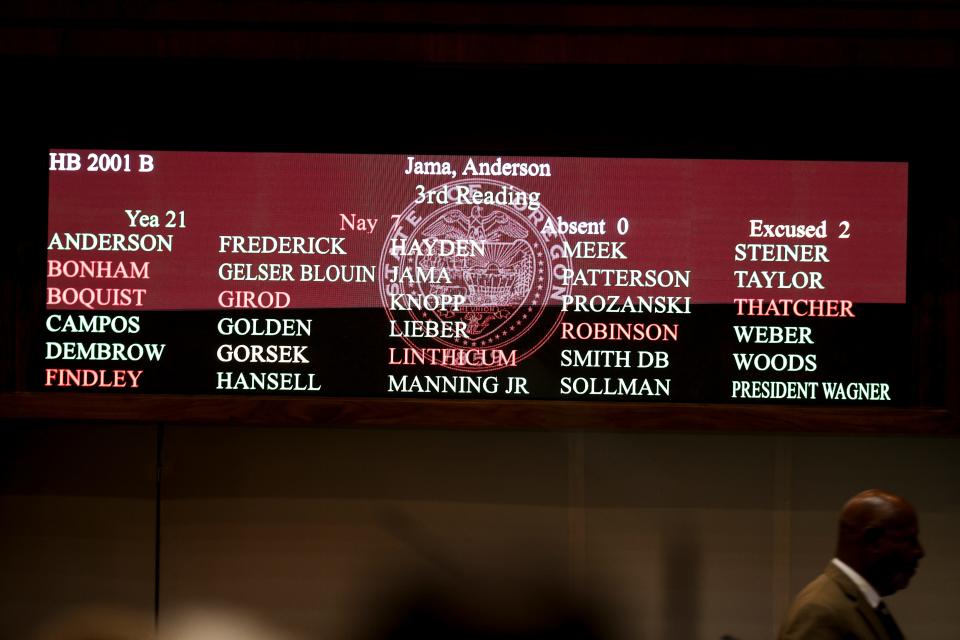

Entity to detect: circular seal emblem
[379,178,572,372]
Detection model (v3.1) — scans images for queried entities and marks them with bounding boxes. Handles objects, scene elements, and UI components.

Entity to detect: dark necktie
[876,601,905,640]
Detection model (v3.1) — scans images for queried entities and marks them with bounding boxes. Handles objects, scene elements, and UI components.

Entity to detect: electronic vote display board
[42,151,909,404]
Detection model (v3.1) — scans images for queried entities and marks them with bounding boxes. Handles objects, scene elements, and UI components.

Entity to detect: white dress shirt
[832,557,882,608]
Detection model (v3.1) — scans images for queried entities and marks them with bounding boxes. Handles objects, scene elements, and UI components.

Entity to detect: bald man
[778,490,925,640]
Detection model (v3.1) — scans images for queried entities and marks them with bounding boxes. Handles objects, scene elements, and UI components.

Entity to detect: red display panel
[43,151,908,403]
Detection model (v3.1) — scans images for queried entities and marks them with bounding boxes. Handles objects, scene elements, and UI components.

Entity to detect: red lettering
[42,369,143,388]
[735,298,855,318]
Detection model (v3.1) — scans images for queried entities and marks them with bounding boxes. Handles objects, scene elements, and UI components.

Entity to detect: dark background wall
[2,425,958,640]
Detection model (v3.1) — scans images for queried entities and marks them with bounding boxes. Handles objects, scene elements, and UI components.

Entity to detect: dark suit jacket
[778,562,897,640]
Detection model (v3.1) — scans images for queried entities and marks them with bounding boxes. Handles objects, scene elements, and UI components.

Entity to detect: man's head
[835,489,925,596]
